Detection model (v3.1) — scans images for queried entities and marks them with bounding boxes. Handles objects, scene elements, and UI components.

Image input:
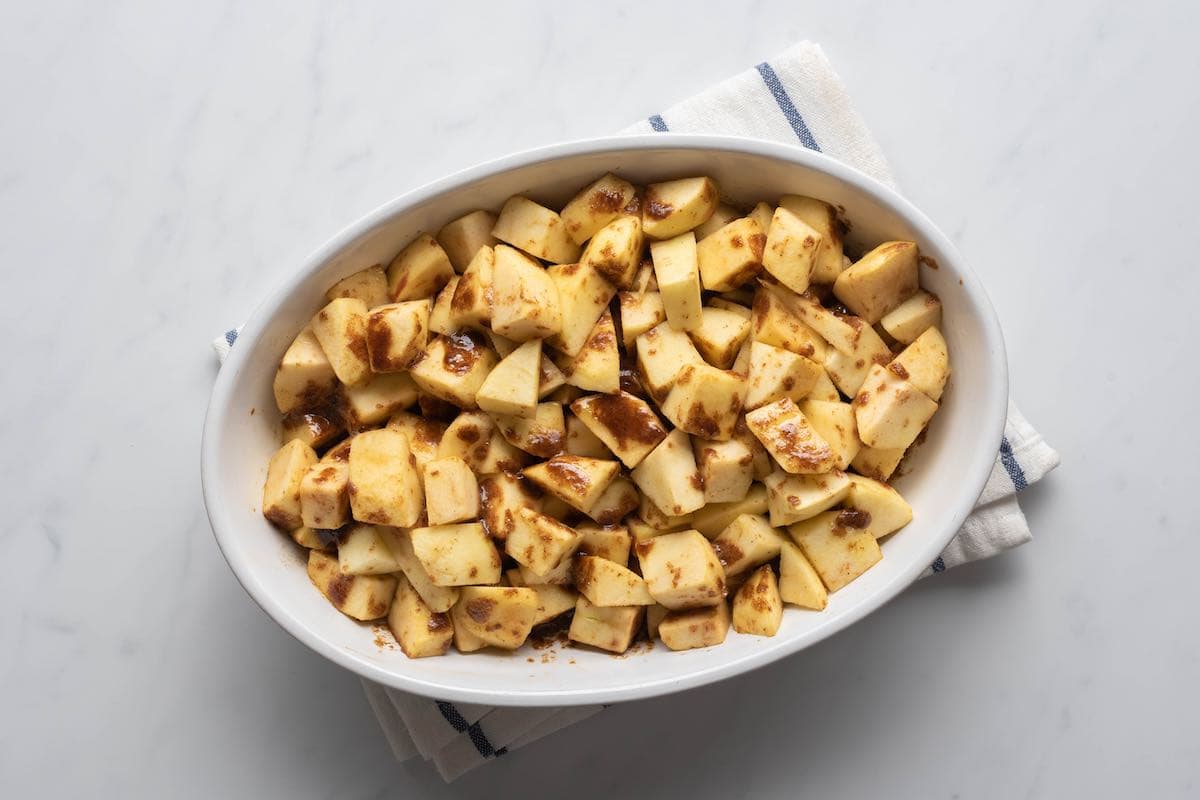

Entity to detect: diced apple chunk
[366,301,430,372]
[299,461,350,530]
[891,326,950,401]
[477,470,539,541]
[844,474,913,538]
[732,565,783,636]
[581,215,644,289]
[693,437,753,504]
[307,549,396,621]
[490,245,563,341]
[408,332,498,410]
[635,321,705,403]
[387,233,455,301]
[635,529,726,610]
[788,510,882,592]
[778,195,844,284]
[387,413,447,469]
[745,341,823,410]
[808,369,842,402]
[348,429,425,527]
[631,429,706,517]
[410,522,501,586]
[661,364,747,441]
[327,264,390,308]
[456,586,538,649]
[427,276,458,335]
[568,596,644,654]
[492,402,565,458]
[492,196,581,264]
[711,514,785,577]
[658,602,730,651]
[437,209,499,272]
[311,297,371,386]
[380,528,459,612]
[342,373,419,429]
[642,176,719,240]
[577,523,633,564]
[571,392,668,468]
[524,455,621,513]
[751,286,827,361]
[583,477,640,525]
[880,289,942,345]
[574,556,654,606]
[475,339,541,418]
[560,172,639,245]
[697,217,766,291]
[748,201,774,233]
[689,483,769,538]
[762,207,822,293]
[833,241,920,323]
[273,327,338,414]
[449,601,490,652]
[438,411,520,474]
[778,541,828,610]
[799,399,861,470]
[690,306,752,369]
[448,245,493,330]
[744,398,838,474]
[545,262,615,357]
[505,507,583,578]
[422,457,480,525]
[388,575,454,658]
[853,363,938,450]
[649,232,702,331]
[763,469,851,526]
[558,309,619,393]
[850,445,906,482]
[338,523,402,575]
[525,582,579,626]
[263,439,318,530]
[618,291,666,348]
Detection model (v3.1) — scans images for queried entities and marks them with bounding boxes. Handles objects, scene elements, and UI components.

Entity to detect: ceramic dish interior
[201,134,1008,707]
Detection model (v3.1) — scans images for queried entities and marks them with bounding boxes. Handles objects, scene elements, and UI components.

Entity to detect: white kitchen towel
[212,40,1060,782]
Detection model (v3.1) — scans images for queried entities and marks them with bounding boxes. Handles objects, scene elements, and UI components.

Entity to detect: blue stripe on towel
[224,329,238,346]
[931,556,946,573]
[998,436,1028,492]
[436,701,505,759]
[648,114,668,132]
[755,62,820,152]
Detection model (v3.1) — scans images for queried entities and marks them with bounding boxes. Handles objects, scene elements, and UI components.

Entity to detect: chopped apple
[658,602,730,651]
[338,523,403,575]
[751,285,827,360]
[290,526,328,550]
[635,529,726,609]
[427,276,458,335]
[709,297,752,319]
[525,582,579,626]
[380,528,460,612]
[833,241,920,323]
[731,565,783,636]
[661,363,747,441]
[788,510,882,591]
[694,202,744,240]
[386,412,447,469]
[475,339,541,418]
[744,397,839,474]
[822,322,893,398]
[571,392,667,468]
[263,439,318,530]
[311,297,371,386]
[449,601,489,653]
[809,369,842,402]
[560,172,639,244]
[880,290,942,344]
[583,477,639,525]
[408,331,498,409]
[273,327,338,414]
[366,300,430,372]
[631,429,706,517]
[747,201,774,233]
[697,217,766,291]
[326,264,389,308]
[456,586,539,649]
[844,474,913,538]
[850,445,906,482]
[477,470,540,542]
[732,420,774,480]
[891,326,950,401]
[689,483,769,538]
[690,306,752,369]
[577,523,633,564]
[711,513,784,577]
[649,232,702,331]
[299,461,350,530]
[762,206,822,293]
[574,556,655,606]
[558,309,619,393]
[545,262,615,357]
[745,340,823,410]
[436,209,499,272]
[635,321,705,402]
[388,575,454,658]
[637,492,694,532]
[798,399,861,470]
[618,291,667,349]
[538,355,567,399]
[763,469,851,526]
[448,245,493,330]
[490,245,563,341]
[492,196,581,264]
[854,363,938,450]
[307,550,395,621]
[581,215,644,289]
[565,413,613,459]
[422,456,480,525]
[410,522,501,586]
[347,428,425,527]
[492,402,565,458]
[778,195,844,284]
[505,507,583,578]
[693,437,753,504]
[778,541,827,610]
[642,176,719,240]
[524,454,621,512]
[386,233,456,301]
[342,373,419,429]
[568,596,644,654]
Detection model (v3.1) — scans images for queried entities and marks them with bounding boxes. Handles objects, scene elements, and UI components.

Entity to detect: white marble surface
[2,0,1196,796]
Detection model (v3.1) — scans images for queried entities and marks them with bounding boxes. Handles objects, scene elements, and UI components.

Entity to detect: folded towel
[211,40,1060,783]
